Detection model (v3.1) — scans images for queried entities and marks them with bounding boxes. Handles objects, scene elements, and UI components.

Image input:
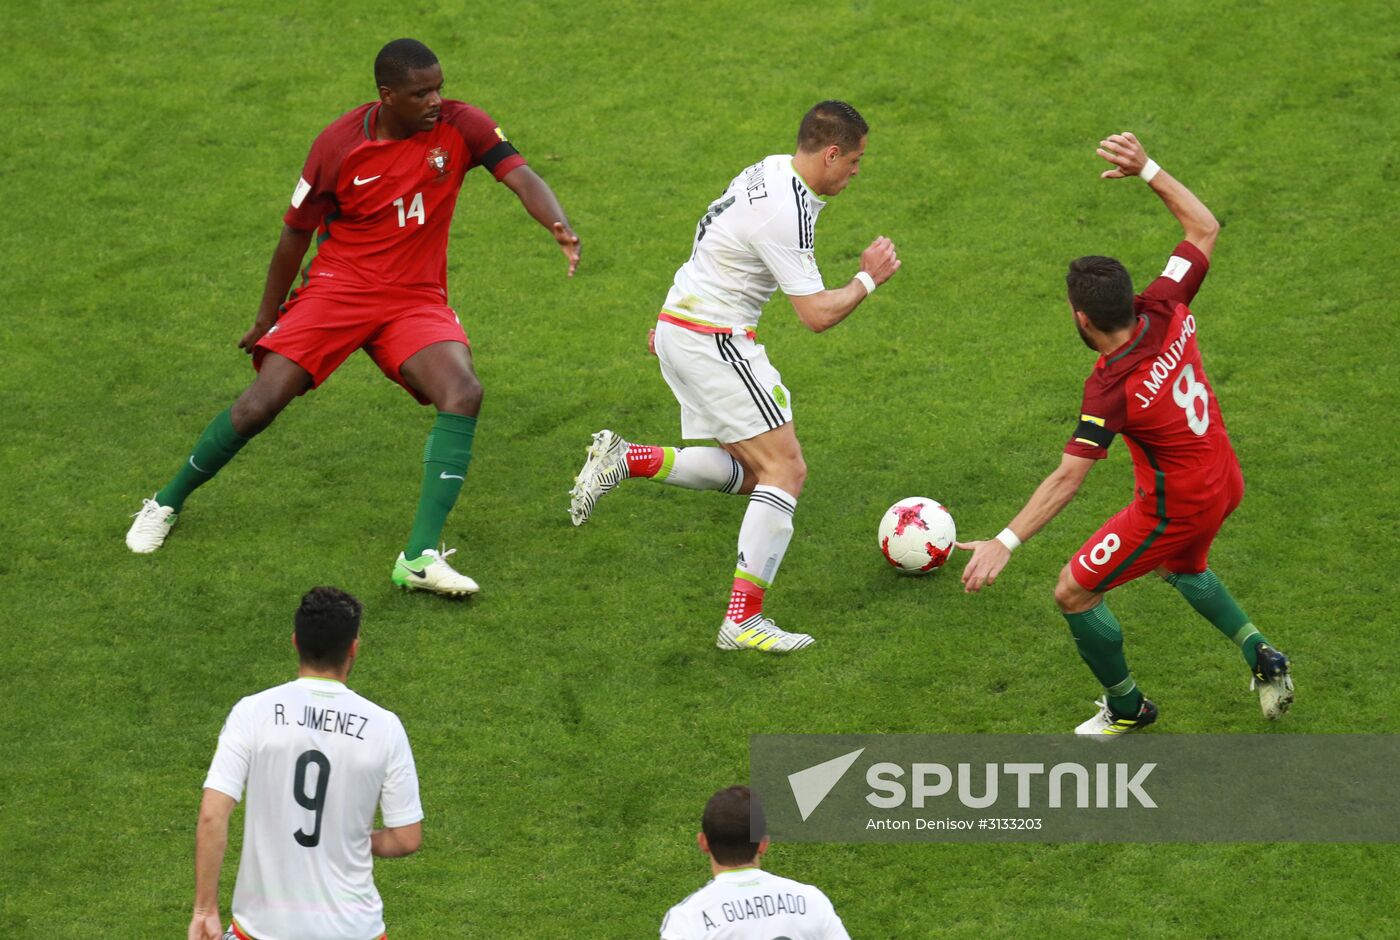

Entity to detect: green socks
[405,412,477,559]
[152,408,481,558]
[1166,569,1267,669]
[1063,602,1142,718]
[154,408,250,512]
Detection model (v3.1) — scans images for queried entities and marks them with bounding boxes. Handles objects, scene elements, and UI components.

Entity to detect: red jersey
[1064,240,1239,519]
[284,100,527,295]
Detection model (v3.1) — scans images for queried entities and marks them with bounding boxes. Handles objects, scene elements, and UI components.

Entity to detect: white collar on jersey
[294,676,348,691]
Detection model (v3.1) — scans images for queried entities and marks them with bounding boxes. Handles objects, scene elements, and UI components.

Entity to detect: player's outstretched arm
[957,454,1095,593]
[239,224,314,353]
[501,165,581,277]
[1096,132,1220,261]
[189,788,236,940]
[788,236,900,333]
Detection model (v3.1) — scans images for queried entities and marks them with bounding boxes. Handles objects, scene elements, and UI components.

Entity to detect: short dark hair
[294,587,363,668]
[796,100,868,154]
[702,786,766,865]
[1066,255,1136,331]
[375,38,439,90]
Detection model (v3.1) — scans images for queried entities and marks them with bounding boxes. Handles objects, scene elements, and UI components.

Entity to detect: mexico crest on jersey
[426,146,451,181]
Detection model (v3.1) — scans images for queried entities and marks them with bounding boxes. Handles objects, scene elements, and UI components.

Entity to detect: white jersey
[663,154,826,330]
[204,677,423,940]
[660,868,851,940]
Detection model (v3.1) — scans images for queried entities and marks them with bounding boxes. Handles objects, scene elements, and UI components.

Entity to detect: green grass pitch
[3,0,1400,936]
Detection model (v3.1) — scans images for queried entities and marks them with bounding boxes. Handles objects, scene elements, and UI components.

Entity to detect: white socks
[735,485,798,588]
[662,446,744,493]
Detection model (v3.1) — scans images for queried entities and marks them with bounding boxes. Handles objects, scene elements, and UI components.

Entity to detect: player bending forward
[569,101,899,653]
[959,132,1293,735]
[660,786,851,940]
[127,39,580,596]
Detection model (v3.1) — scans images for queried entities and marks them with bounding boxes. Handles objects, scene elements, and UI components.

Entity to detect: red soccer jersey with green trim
[284,100,526,295]
[1064,241,1239,519]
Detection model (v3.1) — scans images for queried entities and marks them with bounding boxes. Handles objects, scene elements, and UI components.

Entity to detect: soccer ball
[878,497,956,575]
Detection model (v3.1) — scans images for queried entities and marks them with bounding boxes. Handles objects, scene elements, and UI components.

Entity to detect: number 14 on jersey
[394,193,425,227]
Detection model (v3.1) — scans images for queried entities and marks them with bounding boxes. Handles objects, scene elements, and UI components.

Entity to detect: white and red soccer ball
[879,497,956,575]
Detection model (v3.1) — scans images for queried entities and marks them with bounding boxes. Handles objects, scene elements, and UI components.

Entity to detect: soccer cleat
[126,496,178,553]
[1074,697,1158,736]
[568,429,629,526]
[1250,643,1294,720]
[716,616,815,654]
[392,547,479,597]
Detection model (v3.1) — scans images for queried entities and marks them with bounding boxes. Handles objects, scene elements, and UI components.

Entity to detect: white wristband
[1139,158,1161,184]
[994,528,1022,552]
[854,271,877,295]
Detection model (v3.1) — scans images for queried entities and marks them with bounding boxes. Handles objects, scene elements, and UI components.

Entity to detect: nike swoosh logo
[1077,554,1099,574]
[352,175,382,185]
[440,472,464,481]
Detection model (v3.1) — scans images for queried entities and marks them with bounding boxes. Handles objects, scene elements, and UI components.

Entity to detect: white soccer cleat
[716,616,815,654]
[126,496,178,553]
[568,429,629,526]
[392,548,479,597]
[1074,697,1158,736]
[1250,644,1294,720]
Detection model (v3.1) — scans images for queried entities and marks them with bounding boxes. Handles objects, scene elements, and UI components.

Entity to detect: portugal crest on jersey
[426,146,450,181]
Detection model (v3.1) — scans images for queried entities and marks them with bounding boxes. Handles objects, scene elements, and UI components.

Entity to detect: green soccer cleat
[716,616,815,654]
[1251,643,1294,720]
[126,496,178,554]
[1074,697,1158,736]
[392,547,479,597]
[568,429,629,527]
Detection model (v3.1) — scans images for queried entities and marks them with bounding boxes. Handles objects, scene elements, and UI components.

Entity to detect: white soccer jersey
[204,677,422,940]
[663,154,826,330]
[660,868,851,940]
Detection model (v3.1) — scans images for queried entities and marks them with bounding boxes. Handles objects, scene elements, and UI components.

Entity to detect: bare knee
[782,455,808,496]
[1054,566,1098,614]
[436,374,483,416]
[231,388,287,437]
[759,453,805,496]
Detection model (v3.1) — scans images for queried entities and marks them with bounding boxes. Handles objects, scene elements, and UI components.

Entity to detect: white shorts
[654,320,793,444]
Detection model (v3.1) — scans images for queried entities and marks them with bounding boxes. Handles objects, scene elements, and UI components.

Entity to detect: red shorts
[254,283,469,405]
[1070,464,1244,593]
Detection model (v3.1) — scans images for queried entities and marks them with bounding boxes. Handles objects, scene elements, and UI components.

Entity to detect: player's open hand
[1097,132,1150,179]
[188,909,222,940]
[552,222,581,277]
[955,539,1012,594]
[860,236,901,286]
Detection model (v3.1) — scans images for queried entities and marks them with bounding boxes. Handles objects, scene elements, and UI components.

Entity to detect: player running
[188,588,422,940]
[569,101,900,653]
[660,786,851,940]
[127,39,580,597]
[958,132,1293,735]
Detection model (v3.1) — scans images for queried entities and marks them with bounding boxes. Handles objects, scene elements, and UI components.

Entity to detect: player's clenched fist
[860,235,901,285]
